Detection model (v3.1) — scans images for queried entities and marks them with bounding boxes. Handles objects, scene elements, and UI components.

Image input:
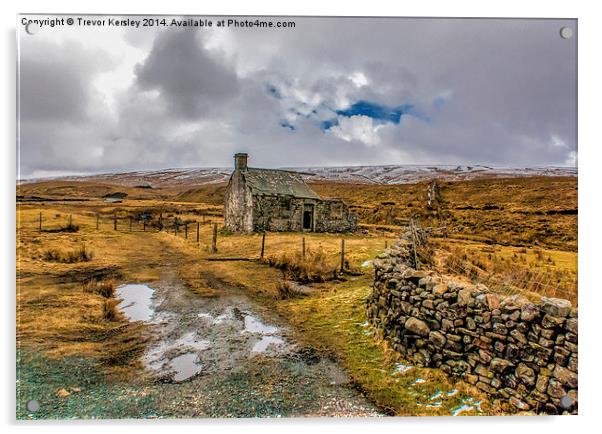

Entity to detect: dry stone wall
[366,236,578,414]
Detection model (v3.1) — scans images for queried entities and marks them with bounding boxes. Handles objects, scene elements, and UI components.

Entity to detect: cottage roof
[242,168,321,199]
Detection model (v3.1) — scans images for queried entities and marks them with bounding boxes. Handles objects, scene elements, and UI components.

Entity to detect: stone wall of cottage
[251,195,356,233]
[366,235,578,414]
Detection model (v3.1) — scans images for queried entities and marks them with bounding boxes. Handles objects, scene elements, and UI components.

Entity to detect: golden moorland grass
[16,174,577,414]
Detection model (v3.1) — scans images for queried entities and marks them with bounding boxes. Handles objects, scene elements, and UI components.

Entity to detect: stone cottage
[224,153,356,233]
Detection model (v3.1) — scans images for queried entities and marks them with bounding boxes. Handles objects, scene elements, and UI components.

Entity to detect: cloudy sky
[18,16,577,178]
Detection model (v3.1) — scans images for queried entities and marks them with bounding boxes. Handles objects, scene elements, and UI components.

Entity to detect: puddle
[171,353,203,382]
[177,331,211,351]
[412,378,426,386]
[252,336,285,353]
[430,391,443,400]
[393,362,413,374]
[451,404,474,416]
[446,388,459,397]
[243,315,278,335]
[213,309,234,324]
[361,260,373,268]
[116,283,155,322]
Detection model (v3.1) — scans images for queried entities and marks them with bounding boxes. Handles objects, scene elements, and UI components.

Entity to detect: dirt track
[117,258,381,417]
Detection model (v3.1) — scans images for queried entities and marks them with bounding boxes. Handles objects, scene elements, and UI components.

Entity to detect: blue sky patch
[336,100,414,124]
[319,100,425,131]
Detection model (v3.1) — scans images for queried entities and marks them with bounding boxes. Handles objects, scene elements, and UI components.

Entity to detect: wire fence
[408,219,577,304]
[26,210,577,303]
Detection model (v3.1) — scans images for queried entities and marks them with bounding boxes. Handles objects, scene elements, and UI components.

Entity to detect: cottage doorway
[302,204,314,231]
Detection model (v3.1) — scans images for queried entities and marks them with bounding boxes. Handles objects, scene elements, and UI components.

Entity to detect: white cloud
[18,16,578,177]
[328,115,385,147]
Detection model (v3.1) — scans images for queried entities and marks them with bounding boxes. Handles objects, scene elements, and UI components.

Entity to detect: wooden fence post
[185,222,188,239]
[196,222,200,243]
[260,232,266,259]
[159,213,163,231]
[211,223,218,253]
[96,213,99,230]
[340,239,345,272]
[69,214,72,227]
[39,212,42,232]
[385,240,388,249]
[114,212,117,230]
[143,219,146,232]
[302,237,306,260]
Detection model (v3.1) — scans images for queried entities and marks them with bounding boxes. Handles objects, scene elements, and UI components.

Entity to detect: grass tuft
[276,280,306,300]
[43,244,94,263]
[102,299,120,322]
[83,278,116,298]
[265,247,338,283]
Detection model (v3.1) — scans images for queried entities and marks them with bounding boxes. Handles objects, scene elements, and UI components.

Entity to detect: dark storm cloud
[134,29,239,119]
[18,17,577,178]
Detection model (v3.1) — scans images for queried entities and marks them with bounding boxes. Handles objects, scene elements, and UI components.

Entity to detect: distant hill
[18,164,576,189]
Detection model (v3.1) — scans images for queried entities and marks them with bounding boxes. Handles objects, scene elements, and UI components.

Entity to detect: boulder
[553,365,578,388]
[428,331,447,347]
[404,317,430,337]
[520,303,539,322]
[501,294,530,312]
[457,288,474,306]
[516,363,536,386]
[541,297,572,318]
[490,357,514,373]
[486,294,500,310]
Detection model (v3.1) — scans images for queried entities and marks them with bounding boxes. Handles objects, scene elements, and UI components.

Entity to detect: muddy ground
[109,264,380,417]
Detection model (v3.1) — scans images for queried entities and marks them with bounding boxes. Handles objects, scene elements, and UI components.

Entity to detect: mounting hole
[26,399,40,412]
[560,395,573,410]
[560,27,573,40]
[25,22,39,35]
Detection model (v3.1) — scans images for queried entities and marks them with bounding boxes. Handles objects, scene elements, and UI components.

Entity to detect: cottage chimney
[234,153,248,171]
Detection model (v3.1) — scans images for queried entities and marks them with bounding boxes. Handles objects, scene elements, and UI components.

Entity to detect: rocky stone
[541,314,565,329]
[428,331,447,348]
[541,297,572,318]
[402,269,428,283]
[486,294,500,310]
[553,365,578,388]
[520,303,539,322]
[510,329,527,345]
[501,294,530,312]
[490,358,514,373]
[465,374,478,385]
[433,283,448,295]
[536,374,550,393]
[565,318,578,334]
[516,363,536,386]
[404,317,430,337]
[567,355,578,372]
[457,288,473,306]
[368,242,578,415]
[547,378,566,399]
[510,396,530,410]
[441,318,454,332]
[478,349,493,363]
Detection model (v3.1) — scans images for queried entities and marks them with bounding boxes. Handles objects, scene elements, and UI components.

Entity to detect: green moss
[275,275,491,416]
